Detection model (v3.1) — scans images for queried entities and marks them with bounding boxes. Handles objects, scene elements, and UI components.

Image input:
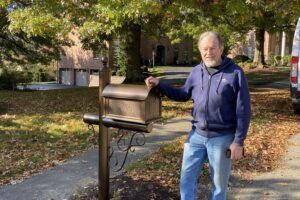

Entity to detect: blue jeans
[180,129,234,200]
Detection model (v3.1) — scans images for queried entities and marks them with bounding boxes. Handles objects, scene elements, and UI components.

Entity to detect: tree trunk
[123,22,142,83]
[254,28,266,65]
[254,29,266,65]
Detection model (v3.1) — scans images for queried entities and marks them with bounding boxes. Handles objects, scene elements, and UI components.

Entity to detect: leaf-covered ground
[0,86,191,186]
[105,87,300,199]
[0,88,100,185]
[1,67,299,199]
[70,68,300,200]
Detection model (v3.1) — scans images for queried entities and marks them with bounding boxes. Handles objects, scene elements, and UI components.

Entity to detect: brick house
[58,31,193,86]
[140,35,193,66]
[58,30,103,86]
[230,30,293,62]
[58,29,293,86]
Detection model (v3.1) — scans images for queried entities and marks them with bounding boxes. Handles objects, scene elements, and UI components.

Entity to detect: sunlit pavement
[16,83,78,90]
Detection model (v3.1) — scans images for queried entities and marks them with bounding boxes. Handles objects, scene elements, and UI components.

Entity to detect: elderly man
[145,31,251,200]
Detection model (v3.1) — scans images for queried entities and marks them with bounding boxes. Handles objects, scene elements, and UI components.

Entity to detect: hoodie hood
[199,56,234,93]
[199,56,234,73]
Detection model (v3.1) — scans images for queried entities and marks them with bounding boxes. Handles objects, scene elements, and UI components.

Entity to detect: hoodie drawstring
[201,68,204,90]
[216,72,224,94]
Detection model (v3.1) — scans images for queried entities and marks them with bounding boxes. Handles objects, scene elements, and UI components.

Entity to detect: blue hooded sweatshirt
[158,57,251,146]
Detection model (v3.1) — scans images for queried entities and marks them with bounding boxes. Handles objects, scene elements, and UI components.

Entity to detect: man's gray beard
[204,60,218,67]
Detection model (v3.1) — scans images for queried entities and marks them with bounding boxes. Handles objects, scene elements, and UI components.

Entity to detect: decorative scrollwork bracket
[86,125,147,172]
[109,129,146,172]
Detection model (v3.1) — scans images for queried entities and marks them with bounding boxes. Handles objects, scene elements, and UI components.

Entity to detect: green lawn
[0,66,292,185]
[150,65,290,85]
[0,88,100,184]
[245,67,290,83]
[0,86,191,184]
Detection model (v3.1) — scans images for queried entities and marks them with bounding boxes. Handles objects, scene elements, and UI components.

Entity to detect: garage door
[75,69,88,86]
[61,69,72,85]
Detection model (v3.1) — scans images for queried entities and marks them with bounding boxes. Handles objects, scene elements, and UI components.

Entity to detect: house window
[77,69,87,72]
[61,68,71,71]
[90,69,99,75]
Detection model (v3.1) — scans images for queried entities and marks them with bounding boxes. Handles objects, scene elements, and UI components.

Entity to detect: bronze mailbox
[102,84,162,125]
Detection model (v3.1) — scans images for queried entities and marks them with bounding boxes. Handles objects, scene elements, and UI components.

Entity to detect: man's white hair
[198,31,224,50]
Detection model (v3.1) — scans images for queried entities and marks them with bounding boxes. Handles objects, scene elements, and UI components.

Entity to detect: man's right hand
[145,76,159,88]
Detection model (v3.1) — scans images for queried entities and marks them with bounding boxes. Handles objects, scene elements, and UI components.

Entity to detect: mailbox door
[104,98,146,124]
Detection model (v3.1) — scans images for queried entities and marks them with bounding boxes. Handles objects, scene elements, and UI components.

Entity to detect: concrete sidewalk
[226,78,300,200]
[228,132,300,200]
[0,117,192,200]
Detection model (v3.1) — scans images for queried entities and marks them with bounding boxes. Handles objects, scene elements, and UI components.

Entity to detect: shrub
[233,55,252,63]
[273,55,281,66]
[0,68,16,89]
[238,62,253,70]
[31,68,55,82]
[0,68,11,89]
[282,55,292,66]
[266,53,275,66]
[0,68,32,90]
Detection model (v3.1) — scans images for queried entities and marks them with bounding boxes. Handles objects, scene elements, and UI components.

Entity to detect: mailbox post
[99,57,110,200]
[83,56,162,199]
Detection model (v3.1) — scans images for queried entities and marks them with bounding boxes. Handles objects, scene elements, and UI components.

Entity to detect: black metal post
[99,57,110,200]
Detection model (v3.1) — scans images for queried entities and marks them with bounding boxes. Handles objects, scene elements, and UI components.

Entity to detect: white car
[291,17,300,114]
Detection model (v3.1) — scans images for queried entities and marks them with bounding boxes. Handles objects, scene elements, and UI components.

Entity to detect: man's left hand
[229,143,244,160]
